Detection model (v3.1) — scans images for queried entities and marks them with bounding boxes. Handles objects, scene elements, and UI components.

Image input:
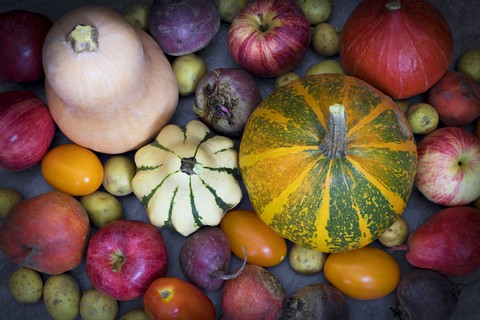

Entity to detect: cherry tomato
[324,246,400,300]
[143,277,216,320]
[219,209,287,267]
[41,143,104,196]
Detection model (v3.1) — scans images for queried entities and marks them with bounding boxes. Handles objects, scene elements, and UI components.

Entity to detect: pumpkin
[239,74,417,253]
[42,5,178,154]
[131,120,243,236]
[339,0,453,99]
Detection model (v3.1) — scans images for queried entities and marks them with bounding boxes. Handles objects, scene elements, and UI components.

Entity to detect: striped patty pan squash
[132,120,242,236]
[239,74,417,253]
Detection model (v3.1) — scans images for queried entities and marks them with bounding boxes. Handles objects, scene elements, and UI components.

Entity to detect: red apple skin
[0,191,90,275]
[86,220,169,301]
[406,206,480,276]
[0,90,56,171]
[415,127,480,206]
[0,10,52,82]
[427,71,480,127]
[227,0,311,77]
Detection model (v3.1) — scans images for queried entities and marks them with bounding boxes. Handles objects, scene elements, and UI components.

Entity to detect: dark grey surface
[1,1,479,319]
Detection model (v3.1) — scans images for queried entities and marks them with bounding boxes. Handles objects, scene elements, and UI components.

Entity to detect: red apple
[0,10,52,82]
[427,71,480,127]
[415,127,480,206]
[0,191,90,275]
[86,220,169,301]
[0,90,55,171]
[227,0,311,77]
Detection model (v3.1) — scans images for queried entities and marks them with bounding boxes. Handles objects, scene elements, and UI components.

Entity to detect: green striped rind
[239,74,417,252]
[132,120,243,236]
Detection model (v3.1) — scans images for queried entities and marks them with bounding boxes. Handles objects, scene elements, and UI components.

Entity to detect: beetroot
[393,269,460,320]
[179,226,245,291]
[221,264,285,320]
[148,0,220,56]
[398,206,480,276]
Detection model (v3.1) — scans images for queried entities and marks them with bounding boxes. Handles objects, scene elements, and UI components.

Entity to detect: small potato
[456,48,480,82]
[123,2,150,31]
[311,23,341,57]
[118,308,148,320]
[80,191,124,228]
[406,102,439,135]
[295,0,332,25]
[172,54,208,96]
[378,216,409,247]
[0,187,23,219]
[80,288,118,320]
[8,267,43,303]
[215,0,248,23]
[43,274,81,320]
[275,72,300,89]
[289,244,328,275]
[306,59,346,76]
[102,155,136,196]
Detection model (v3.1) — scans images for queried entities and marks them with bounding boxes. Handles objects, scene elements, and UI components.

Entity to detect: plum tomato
[41,143,104,196]
[323,246,400,300]
[143,277,216,320]
[219,209,287,267]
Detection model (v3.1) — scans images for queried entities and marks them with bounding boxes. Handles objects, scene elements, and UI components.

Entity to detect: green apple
[295,0,332,25]
[0,187,22,219]
[80,191,124,228]
[406,102,439,135]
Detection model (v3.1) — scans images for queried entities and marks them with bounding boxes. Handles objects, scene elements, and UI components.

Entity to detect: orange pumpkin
[42,5,178,154]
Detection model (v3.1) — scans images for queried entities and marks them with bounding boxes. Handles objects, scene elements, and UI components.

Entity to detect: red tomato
[219,209,287,267]
[41,143,104,196]
[143,277,216,320]
[324,246,400,300]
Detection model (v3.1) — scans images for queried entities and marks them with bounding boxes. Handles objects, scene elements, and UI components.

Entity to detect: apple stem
[111,252,125,272]
[66,24,99,53]
[319,104,347,159]
[257,13,268,32]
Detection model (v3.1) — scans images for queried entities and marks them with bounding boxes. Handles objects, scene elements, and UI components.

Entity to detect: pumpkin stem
[319,104,347,159]
[385,0,401,11]
[66,24,99,53]
[180,157,204,175]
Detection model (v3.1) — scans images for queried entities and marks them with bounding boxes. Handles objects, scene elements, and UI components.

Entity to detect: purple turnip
[283,283,348,320]
[179,226,246,291]
[148,0,220,56]
[194,68,262,137]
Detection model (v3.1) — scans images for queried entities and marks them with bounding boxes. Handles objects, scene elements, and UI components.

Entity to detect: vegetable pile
[0,0,480,319]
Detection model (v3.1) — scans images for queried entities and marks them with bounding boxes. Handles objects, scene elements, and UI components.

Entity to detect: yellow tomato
[324,246,400,300]
[41,144,104,196]
[220,209,287,267]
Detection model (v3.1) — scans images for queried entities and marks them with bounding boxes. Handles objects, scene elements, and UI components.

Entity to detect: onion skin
[0,10,52,83]
[194,68,262,137]
[149,0,220,56]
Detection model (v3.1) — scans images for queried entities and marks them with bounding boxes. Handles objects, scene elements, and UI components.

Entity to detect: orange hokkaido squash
[239,74,417,253]
[42,5,178,154]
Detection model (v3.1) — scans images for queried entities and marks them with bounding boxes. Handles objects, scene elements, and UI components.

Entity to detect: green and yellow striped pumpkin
[239,74,417,253]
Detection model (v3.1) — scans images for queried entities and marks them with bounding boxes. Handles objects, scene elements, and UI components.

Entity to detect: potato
[43,273,81,320]
[378,216,409,247]
[118,308,148,320]
[289,244,328,275]
[456,48,480,82]
[172,53,208,96]
[306,59,345,76]
[122,2,150,31]
[274,72,300,89]
[8,267,43,303]
[102,155,136,196]
[406,102,439,135]
[0,187,23,219]
[311,23,341,57]
[295,0,332,25]
[215,0,248,23]
[80,288,118,320]
[80,191,124,228]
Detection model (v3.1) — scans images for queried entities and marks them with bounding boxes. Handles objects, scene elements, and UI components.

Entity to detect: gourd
[131,120,243,236]
[340,0,453,99]
[42,5,178,154]
[239,74,417,253]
